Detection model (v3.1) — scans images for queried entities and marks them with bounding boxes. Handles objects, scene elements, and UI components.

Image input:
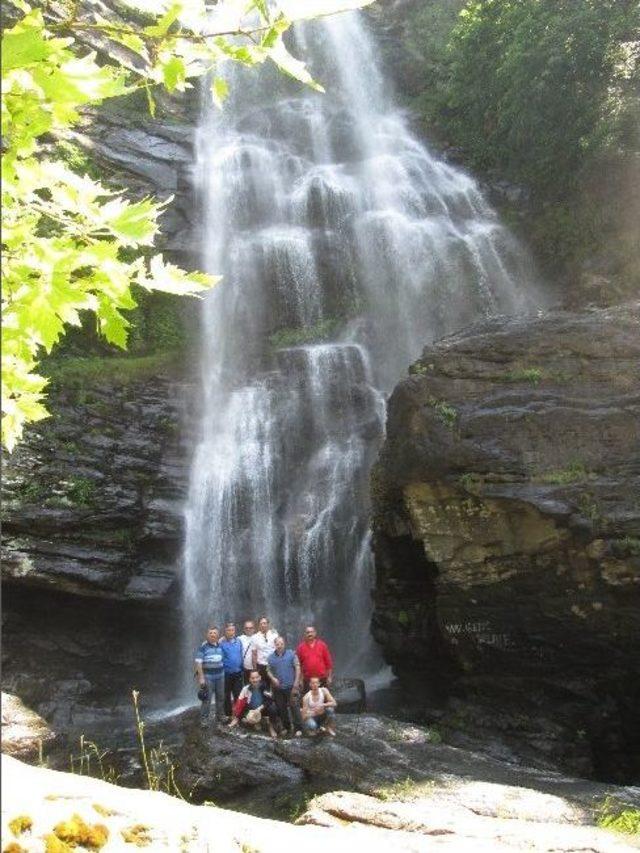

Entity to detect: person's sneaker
[200,720,209,729]
[319,726,326,733]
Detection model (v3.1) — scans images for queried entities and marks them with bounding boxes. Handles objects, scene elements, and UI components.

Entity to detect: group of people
[194,617,337,738]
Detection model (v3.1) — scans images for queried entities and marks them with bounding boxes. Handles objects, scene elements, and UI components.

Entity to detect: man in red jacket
[296,625,333,693]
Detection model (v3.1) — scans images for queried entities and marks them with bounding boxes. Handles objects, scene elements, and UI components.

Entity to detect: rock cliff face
[1,366,197,728]
[1,51,202,727]
[371,304,640,782]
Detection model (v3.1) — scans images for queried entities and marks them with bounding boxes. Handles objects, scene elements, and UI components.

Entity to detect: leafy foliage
[440,0,638,195]
[1,0,373,450]
[408,0,639,282]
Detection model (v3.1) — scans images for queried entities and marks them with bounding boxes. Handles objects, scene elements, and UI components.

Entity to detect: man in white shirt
[252,616,278,685]
[238,619,257,685]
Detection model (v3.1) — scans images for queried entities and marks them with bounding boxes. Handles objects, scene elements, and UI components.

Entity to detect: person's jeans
[224,671,244,717]
[200,674,225,724]
[304,707,335,732]
[273,686,303,733]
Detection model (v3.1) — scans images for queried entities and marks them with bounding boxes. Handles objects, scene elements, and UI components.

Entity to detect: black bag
[197,682,209,702]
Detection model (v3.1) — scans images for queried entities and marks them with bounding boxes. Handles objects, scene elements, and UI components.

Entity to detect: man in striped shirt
[195,626,225,728]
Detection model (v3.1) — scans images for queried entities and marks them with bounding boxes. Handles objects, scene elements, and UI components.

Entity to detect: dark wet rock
[176,713,640,833]
[371,304,640,783]
[178,726,305,801]
[2,373,194,601]
[1,368,197,729]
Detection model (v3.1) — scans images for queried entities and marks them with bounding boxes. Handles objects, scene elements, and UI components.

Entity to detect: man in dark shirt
[267,636,302,737]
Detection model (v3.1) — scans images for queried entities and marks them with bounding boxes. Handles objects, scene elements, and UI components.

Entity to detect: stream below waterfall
[181,9,541,682]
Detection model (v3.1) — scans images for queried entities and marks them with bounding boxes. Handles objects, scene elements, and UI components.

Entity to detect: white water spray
[182,11,540,676]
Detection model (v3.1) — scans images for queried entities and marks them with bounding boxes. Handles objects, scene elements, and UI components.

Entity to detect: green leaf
[1,11,48,73]
[268,33,324,92]
[210,76,229,109]
[261,16,289,50]
[143,254,219,295]
[101,196,161,245]
[144,2,183,37]
[162,55,187,92]
[97,297,130,348]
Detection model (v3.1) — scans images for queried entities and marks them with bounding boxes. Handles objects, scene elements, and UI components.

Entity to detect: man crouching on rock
[302,676,337,737]
[229,670,279,739]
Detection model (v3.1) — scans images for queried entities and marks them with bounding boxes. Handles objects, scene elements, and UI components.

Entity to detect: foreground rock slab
[3,749,639,852]
[302,788,640,852]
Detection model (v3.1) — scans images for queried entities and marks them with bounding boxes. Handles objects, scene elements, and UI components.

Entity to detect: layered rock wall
[371,304,640,781]
[1,367,197,728]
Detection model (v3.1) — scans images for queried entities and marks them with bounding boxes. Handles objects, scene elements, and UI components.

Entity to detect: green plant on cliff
[596,797,640,835]
[612,537,640,557]
[440,0,637,195]
[504,367,543,385]
[538,460,590,485]
[428,396,458,428]
[269,316,343,350]
[1,0,373,452]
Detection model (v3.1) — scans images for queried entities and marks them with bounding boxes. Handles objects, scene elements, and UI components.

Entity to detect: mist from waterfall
[182,11,540,677]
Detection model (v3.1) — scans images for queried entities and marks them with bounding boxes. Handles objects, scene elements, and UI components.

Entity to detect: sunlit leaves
[142,256,220,295]
[1,13,49,72]
[1,0,375,450]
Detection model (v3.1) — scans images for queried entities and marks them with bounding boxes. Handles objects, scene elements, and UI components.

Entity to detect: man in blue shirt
[220,622,244,718]
[194,626,225,729]
[267,636,303,737]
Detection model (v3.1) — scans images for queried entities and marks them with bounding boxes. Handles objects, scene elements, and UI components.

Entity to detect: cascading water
[182,10,540,676]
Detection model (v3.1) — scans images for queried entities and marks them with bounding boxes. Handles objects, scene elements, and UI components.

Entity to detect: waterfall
[182,11,540,676]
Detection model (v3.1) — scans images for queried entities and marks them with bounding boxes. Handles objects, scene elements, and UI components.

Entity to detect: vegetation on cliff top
[400,0,639,289]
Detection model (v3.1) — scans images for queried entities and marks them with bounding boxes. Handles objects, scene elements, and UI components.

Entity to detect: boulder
[301,789,640,852]
[1,692,55,760]
[177,714,640,816]
[371,304,640,782]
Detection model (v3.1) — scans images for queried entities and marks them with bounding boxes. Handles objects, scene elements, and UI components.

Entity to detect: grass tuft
[596,797,640,835]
